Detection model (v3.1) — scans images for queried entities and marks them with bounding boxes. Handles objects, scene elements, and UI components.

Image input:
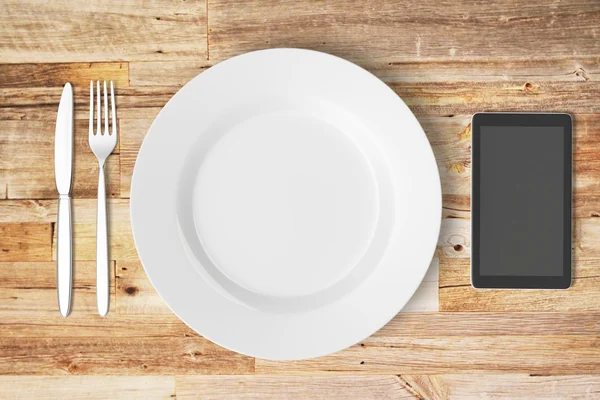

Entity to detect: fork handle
[96,163,110,316]
[57,195,72,317]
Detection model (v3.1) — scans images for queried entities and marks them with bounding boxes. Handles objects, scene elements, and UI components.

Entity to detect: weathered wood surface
[175,375,600,400]
[207,0,600,65]
[1,0,599,398]
[0,376,176,400]
[0,0,207,63]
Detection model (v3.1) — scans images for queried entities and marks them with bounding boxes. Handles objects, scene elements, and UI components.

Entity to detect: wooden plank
[401,374,600,400]
[0,261,115,315]
[116,261,172,315]
[0,224,51,261]
[0,105,163,121]
[0,63,129,89]
[52,221,137,261]
[0,86,176,109]
[3,83,600,122]
[578,216,600,258]
[0,199,134,261]
[0,336,253,375]
[175,374,600,400]
[253,313,600,375]
[255,334,600,375]
[0,0,206,63]
[0,86,176,120]
[372,57,600,83]
[49,201,136,261]
[0,313,193,338]
[0,376,175,400]
[129,57,599,88]
[375,312,600,338]
[0,199,131,224]
[391,81,600,115]
[130,61,210,86]
[3,311,600,339]
[439,258,600,312]
[175,376,415,399]
[208,0,600,64]
[119,119,154,197]
[1,199,134,263]
[419,115,471,196]
[0,119,120,199]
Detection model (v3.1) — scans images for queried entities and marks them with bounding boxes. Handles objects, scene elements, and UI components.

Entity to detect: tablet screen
[479,126,564,276]
[471,113,572,289]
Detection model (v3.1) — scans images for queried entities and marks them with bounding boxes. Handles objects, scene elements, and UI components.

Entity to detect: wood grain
[0,336,253,375]
[119,119,154,197]
[0,0,207,63]
[42,200,135,261]
[129,57,599,87]
[4,80,600,124]
[401,374,600,400]
[52,221,137,261]
[0,261,115,316]
[375,312,600,337]
[3,312,600,339]
[0,376,175,400]
[256,334,600,375]
[0,224,51,262]
[175,374,600,400]
[0,63,129,89]
[0,120,120,199]
[176,376,415,399]
[208,0,600,64]
[439,258,600,312]
[1,0,600,397]
[130,61,211,86]
[116,261,172,315]
[0,199,134,261]
[0,314,193,338]
[0,199,131,224]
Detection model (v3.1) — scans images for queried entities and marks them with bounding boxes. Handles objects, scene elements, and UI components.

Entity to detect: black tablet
[471,113,572,289]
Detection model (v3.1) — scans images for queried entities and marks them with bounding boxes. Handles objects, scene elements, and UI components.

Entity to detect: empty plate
[131,49,441,360]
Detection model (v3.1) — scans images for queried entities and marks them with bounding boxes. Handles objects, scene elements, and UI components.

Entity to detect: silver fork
[89,80,117,317]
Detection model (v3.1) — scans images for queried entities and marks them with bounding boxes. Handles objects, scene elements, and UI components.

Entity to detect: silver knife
[54,83,74,317]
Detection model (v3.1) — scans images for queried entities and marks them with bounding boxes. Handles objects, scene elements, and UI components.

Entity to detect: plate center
[192,110,379,298]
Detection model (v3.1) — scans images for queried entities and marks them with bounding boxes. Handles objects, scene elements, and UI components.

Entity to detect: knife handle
[57,194,72,317]
[96,164,110,317]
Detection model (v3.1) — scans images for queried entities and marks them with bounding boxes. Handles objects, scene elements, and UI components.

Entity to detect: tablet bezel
[471,112,572,289]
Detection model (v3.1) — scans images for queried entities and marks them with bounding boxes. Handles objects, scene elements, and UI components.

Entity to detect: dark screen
[479,126,564,276]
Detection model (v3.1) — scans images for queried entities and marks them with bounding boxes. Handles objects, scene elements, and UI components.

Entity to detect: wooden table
[1,1,599,398]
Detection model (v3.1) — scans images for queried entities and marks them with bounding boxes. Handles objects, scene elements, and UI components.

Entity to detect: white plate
[131,49,441,360]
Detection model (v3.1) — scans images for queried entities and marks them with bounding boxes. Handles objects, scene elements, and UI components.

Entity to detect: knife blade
[54,82,73,317]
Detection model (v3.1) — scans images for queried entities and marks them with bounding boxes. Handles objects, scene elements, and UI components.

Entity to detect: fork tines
[89,80,116,137]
